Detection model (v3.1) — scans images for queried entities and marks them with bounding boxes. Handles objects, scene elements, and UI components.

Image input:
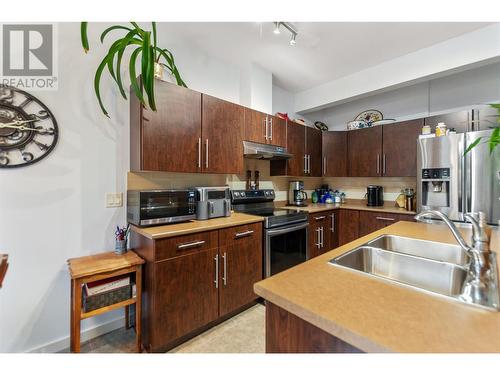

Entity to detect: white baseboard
[28,317,125,353]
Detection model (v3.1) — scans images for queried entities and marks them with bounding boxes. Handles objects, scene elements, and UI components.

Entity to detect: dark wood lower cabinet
[219,225,263,316]
[154,248,219,349]
[359,211,415,237]
[265,302,362,353]
[131,222,262,352]
[338,209,360,246]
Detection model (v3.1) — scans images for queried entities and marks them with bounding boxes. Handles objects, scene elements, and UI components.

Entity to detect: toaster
[193,186,231,220]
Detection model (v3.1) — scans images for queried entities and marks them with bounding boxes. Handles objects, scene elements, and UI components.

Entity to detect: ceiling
[160,22,492,93]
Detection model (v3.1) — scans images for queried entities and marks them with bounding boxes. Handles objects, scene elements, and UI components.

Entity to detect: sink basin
[366,235,468,266]
[330,246,467,297]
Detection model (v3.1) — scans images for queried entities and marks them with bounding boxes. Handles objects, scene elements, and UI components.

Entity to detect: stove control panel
[231,189,275,203]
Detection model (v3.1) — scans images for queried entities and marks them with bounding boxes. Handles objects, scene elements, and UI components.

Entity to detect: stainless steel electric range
[231,189,309,277]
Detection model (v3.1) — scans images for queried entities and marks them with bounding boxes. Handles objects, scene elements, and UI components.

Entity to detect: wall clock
[0,86,58,168]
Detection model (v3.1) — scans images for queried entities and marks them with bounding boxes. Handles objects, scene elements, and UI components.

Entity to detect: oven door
[264,221,309,277]
[140,190,195,225]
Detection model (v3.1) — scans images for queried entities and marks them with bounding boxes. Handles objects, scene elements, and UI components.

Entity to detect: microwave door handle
[209,201,214,214]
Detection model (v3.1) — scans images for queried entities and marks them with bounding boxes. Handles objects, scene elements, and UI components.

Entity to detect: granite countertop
[254,221,500,352]
[281,199,416,215]
[131,212,264,239]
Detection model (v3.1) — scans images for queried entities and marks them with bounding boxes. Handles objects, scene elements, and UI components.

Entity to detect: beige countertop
[281,199,416,215]
[131,212,264,239]
[254,221,500,353]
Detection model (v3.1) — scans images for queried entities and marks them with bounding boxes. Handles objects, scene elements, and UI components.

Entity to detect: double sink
[329,235,498,310]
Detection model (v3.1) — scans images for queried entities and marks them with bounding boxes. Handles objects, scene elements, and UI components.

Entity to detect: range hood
[243,141,292,160]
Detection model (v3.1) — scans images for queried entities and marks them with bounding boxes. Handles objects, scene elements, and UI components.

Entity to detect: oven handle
[266,222,309,236]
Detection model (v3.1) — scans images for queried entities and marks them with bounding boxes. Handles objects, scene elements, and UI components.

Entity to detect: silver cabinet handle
[376,216,395,221]
[314,216,326,221]
[330,213,335,232]
[308,155,311,174]
[235,230,254,238]
[222,252,227,286]
[177,240,206,249]
[316,227,321,248]
[205,139,209,169]
[376,154,380,175]
[197,137,201,169]
[383,154,386,175]
[214,254,219,289]
[304,154,308,174]
[264,116,268,140]
[323,156,326,175]
[269,117,273,141]
[321,226,324,247]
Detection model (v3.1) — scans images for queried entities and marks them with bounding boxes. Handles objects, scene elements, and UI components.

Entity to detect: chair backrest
[0,254,8,288]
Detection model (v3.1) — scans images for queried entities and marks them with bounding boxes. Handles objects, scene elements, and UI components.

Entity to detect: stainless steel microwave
[127,189,197,226]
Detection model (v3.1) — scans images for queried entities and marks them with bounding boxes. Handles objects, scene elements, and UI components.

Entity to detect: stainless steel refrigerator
[417,129,500,225]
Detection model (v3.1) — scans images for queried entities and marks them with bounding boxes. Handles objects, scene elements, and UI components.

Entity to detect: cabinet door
[286,121,306,176]
[218,224,263,316]
[348,127,383,177]
[306,126,323,177]
[358,211,415,237]
[425,110,471,134]
[141,80,202,172]
[269,116,287,147]
[322,131,347,177]
[382,119,423,177]
[338,209,359,246]
[308,212,329,258]
[154,248,219,349]
[244,108,268,144]
[202,94,244,174]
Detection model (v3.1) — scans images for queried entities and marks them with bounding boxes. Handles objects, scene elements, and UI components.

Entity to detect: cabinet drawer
[155,231,218,261]
[309,211,330,224]
[219,223,262,247]
[358,211,413,237]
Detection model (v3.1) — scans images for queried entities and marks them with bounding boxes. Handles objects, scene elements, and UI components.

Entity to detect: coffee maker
[289,181,308,207]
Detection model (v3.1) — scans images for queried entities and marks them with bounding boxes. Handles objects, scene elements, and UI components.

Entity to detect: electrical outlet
[106,193,123,208]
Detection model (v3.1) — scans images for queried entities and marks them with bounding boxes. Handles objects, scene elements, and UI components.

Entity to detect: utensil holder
[115,239,127,255]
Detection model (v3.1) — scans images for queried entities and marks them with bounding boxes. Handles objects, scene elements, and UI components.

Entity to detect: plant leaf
[114,30,142,99]
[464,137,482,155]
[100,25,132,43]
[152,22,157,61]
[141,31,156,111]
[489,127,500,154]
[81,22,89,52]
[94,56,111,117]
[129,47,145,105]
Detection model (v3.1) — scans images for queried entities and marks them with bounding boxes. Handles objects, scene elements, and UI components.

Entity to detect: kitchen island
[254,221,500,353]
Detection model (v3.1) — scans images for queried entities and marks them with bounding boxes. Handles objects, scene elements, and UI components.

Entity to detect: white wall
[0,22,273,353]
[272,84,315,126]
[312,61,500,130]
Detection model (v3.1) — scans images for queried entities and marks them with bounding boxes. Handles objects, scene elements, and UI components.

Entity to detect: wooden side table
[67,251,145,353]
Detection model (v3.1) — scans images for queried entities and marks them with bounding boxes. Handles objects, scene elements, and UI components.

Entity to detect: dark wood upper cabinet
[306,127,322,177]
[269,115,287,148]
[271,120,306,176]
[202,94,244,174]
[218,223,262,316]
[348,126,383,177]
[322,131,347,177]
[425,110,471,133]
[382,119,423,177]
[244,108,268,144]
[130,80,202,172]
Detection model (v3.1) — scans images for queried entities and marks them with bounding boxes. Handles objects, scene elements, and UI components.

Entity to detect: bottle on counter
[436,122,447,137]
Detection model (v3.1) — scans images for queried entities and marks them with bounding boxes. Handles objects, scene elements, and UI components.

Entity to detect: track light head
[273,22,281,34]
[289,33,297,46]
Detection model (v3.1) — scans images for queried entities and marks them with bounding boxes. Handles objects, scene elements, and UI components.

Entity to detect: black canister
[367,185,384,206]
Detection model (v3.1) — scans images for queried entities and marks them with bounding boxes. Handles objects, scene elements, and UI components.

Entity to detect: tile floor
[64,304,265,353]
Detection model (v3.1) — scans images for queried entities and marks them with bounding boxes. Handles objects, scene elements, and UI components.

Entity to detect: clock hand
[0,119,39,128]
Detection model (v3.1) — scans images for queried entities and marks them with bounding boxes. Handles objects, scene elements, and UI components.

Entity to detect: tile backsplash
[128,160,416,203]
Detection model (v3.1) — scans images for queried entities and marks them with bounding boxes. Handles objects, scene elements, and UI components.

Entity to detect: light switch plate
[106,193,123,208]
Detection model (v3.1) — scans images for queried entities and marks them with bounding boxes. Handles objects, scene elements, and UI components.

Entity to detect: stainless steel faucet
[415,210,499,310]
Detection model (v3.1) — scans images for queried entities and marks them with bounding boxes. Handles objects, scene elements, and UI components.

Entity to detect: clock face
[0,86,58,168]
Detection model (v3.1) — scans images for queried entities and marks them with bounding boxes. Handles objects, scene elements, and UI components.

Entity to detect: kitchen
[1,2,500,373]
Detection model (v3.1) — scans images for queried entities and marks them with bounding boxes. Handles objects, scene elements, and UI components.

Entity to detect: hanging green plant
[80,22,187,117]
[464,103,500,155]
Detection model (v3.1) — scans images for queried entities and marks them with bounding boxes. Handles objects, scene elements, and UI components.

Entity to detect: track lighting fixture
[272,21,298,46]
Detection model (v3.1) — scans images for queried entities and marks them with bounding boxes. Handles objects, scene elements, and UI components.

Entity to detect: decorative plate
[354,109,383,124]
[314,121,328,131]
[371,119,396,126]
[347,120,366,130]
